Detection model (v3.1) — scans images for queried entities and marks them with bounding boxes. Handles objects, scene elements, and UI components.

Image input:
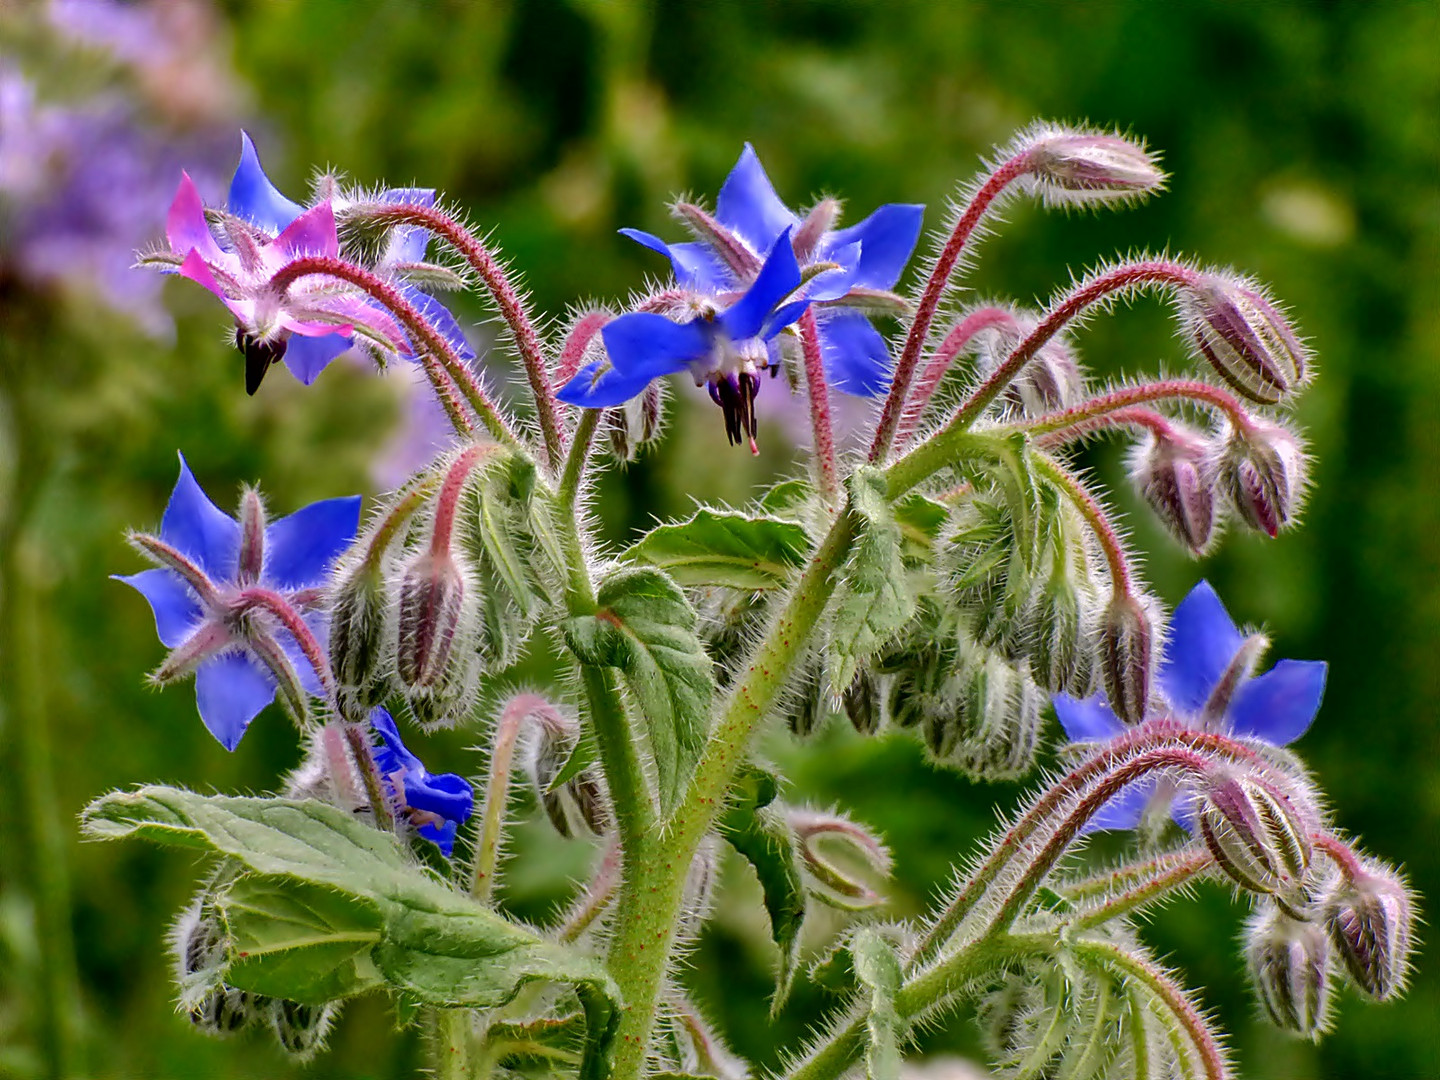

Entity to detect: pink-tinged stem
[235,585,334,695]
[269,256,517,447]
[554,311,612,386]
[798,309,839,501]
[358,203,564,473]
[430,445,490,560]
[945,260,1201,435]
[869,153,1035,461]
[910,720,1264,969]
[362,474,442,573]
[1034,405,1178,450]
[1025,379,1254,442]
[1312,832,1367,880]
[128,533,221,607]
[1032,453,1134,593]
[326,721,394,832]
[559,835,623,943]
[897,306,1018,447]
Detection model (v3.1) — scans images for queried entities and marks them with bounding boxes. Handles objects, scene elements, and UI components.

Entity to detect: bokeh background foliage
[1,1,1436,1077]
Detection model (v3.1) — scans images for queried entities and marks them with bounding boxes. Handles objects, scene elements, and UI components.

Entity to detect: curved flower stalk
[87,119,1417,1080]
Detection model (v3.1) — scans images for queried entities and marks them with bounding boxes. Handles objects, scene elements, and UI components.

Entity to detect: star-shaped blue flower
[369,707,474,857]
[622,144,924,397]
[1054,580,1327,832]
[558,230,807,449]
[116,454,360,750]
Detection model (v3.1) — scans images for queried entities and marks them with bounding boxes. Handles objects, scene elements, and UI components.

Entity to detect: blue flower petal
[1081,779,1153,833]
[1158,581,1245,715]
[602,312,709,376]
[817,309,893,397]
[279,612,328,696]
[398,283,476,362]
[264,494,361,591]
[370,707,422,773]
[114,568,202,648]
[827,203,925,290]
[162,454,240,581]
[715,144,799,252]
[419,820,459,856]
[557,357,663,408]
[1054,693,1126,742]
[404,770,474,824]
[1226,659,1327,746]
[620,229,730,292]
[719,229,800,342]
[806,240,862,302]
[380,187,438,263]
[228,132,303,233]
[195,652,275,751]
[283,333,353,385]
[765,299,811,340]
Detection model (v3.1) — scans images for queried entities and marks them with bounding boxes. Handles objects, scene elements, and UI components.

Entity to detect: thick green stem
[433,1008,471,1080]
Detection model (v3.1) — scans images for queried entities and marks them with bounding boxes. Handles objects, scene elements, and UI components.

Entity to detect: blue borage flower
[369,707,474,857]
[559,229,808,451]
[622,144,924,398]
[1055,580,1327,832]
[166,132,475,393]
[115,453,360,751]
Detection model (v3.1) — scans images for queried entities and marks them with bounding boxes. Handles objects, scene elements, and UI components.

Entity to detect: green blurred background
[1,1,1436,1077]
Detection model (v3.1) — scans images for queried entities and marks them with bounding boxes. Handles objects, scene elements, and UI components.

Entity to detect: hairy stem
[797,309,839,502]
[357,202,565,473]
[1068,850,1214,931]
[1032,453,1135,593]
[554,310,612,385]
[870,153,1035,460]
[896,305,1018,446]
[1024,379,1253,442]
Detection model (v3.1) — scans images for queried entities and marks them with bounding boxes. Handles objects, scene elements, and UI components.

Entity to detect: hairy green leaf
[717,764,806,1010]
[829,467,915,695]
[625,509,811,590]
[852,927,904,1080]
[565,568,713,812]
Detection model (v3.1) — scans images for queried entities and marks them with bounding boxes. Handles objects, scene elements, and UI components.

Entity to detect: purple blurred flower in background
[1055,580,1327,832]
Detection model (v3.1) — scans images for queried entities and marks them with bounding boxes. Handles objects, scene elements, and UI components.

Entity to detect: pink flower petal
[166,172,224,262]
[282,315,353,338]
[272,201,339,260]
[178,248,226,299]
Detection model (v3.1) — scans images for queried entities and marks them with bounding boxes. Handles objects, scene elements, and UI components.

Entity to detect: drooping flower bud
[394,551,470,691]
[934,653,1043,781]
[842,668,882,735]
[1128,424,1219,554]
[265,998,339,1060]
[1178,273,1309,405]
[1098,590,1156,724]
[1023,126,1168,208]
[788,808,893,910]
[1245,903,1333,1039]
[1218,419,1309,538]
[1197,771,1313,897]
[975,310,1086,419]
[1026,512,1100,697]
[523,700,608,838]
[171,895,257,1037]
[328,554,390,719]
[943,497,1031,658]
[1321,858,1415,1001]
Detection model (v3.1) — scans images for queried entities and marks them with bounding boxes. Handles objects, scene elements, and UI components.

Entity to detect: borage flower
[559,229,808,451]
[369,707,474,857]
[116,454,360,750]
[1055,580,1327,832]
[158,133,472,393]
[624,144,924,397]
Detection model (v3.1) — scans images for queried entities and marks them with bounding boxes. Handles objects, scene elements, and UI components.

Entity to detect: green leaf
[893,493,948,566]
[756,476,814,518]
[625,509,811,590]
[82,785,618,1068]
[829,467,915,695]
[565,568,713,812]
[717,764,806,1010]
[852,927,904,1080]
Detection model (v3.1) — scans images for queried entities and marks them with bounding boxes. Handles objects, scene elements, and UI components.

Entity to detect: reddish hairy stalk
[1312,832,1367,880]
[559,836,623,943]
[235,585,334,695]
[798,309,839,501]
[945,260,1201,435]
[870,153,1036,460]
[268,256,518,447]
[897,306,1017,446]
[430,445,489,559]
[554,311,612,386]
[1034,405,1178,450]
[1024,379,1254,442]
[1033,454,1135,593]
[340,721,395,831]
[128,534,221,607]
[910,721,1265,969]
[358,203,564,472]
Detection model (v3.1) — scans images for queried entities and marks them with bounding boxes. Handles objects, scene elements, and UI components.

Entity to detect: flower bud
[604,379,666,462]
[842,668,882,736]
[1025,549,1098,697]
[171,896,257,1036]
[952,656,1043,781]
[394,550,473,700]
[524,704,608,838]
[1128,425,1219,554]
[1219,420,1308,538]
[1099,591,1155,725]
[1245,904,1333,1038]
[1197,772,1313,897]
[328,555,390,719]
[266,998,339,1060]
[1179,274,1309,405]
[944,498,1030,657]
[976,312,1086,419]
[1321,859,1415,1001]
[789,808,892,910]
[1024,128,1167,207]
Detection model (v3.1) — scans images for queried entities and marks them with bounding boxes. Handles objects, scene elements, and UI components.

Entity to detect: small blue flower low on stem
[369,707,474,857]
